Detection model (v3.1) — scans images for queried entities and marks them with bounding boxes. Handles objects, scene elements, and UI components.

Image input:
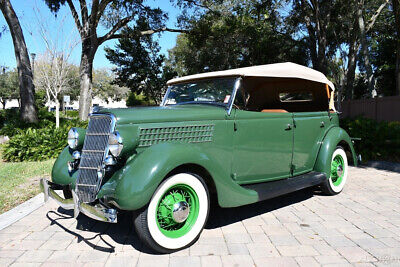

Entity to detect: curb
[0,193,45,231]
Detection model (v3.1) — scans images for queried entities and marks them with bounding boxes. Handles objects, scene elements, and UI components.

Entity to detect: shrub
[126,92,144,107]
[0,108,85,138]
[0,108,87,162]
[2,117,87,162]
[2,125,69,162]
[341,116,400,162]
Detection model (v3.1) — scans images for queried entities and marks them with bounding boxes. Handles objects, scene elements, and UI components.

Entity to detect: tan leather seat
[261,109,289,113]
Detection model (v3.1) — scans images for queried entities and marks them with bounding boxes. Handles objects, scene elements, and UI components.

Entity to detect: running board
[241,171,326,202]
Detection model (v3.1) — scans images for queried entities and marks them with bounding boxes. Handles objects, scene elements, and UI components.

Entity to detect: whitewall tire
[134,173,210,253]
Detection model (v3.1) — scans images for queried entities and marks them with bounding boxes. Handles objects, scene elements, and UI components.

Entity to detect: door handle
[320,121,325,128]
[285,124,292,130]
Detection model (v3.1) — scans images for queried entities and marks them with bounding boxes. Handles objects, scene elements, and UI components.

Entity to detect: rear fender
[314,127,357,177]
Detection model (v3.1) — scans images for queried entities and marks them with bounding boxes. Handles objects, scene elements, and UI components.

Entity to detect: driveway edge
[0,193,44,230]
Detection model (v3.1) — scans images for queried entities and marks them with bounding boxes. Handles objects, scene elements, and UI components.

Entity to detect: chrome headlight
[108,131,123,157]
[68,128,79,149]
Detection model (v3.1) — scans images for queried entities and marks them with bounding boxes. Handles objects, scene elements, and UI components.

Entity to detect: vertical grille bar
[76,114,115,203]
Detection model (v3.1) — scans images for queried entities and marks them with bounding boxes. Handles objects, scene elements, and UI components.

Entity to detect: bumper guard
[39,179,117,223]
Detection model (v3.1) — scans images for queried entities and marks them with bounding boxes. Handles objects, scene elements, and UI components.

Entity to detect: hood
[99,104,228,125]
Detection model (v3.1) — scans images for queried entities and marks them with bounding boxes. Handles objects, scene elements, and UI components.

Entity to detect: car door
[231,109,294,184]
[292,111,331,176]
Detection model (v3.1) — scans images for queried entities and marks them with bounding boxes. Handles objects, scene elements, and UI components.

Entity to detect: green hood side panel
[98,142,258,211]
[101,105,228,125]
[51,146,78,187]
[314,126,357,177]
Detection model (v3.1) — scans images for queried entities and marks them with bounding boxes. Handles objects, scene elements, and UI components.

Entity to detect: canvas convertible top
[167,62,335,91]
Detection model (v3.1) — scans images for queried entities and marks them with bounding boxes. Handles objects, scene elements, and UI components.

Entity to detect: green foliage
[168,1,307,75]
[341,117,400,162]
[2,125,69,162]
[0,108,87,162]
[35,89,47,109]
[92,68,129,103]
[126,92,144,106]
[105,28,177,104]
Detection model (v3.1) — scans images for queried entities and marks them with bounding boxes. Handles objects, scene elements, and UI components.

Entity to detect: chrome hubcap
[336,165,343,177]
[172,201,190,223]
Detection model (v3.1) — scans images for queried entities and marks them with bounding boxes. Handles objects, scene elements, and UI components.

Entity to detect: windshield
[163,77,238,107]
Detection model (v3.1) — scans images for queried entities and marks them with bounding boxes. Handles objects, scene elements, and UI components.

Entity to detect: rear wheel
[321,147,348,195]
[134,173,210,253]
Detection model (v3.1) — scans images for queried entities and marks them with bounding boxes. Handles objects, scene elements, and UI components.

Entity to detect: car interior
[235,77,331,113]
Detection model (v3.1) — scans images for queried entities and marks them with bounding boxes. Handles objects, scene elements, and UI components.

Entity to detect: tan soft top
[167,62,335,90]
[167,62,336,111]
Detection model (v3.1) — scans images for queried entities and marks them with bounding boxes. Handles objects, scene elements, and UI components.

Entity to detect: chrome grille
[76,114,114,203]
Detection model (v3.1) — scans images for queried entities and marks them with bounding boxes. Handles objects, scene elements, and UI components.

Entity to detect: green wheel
[134,173,210,253]
[321,146,348,195]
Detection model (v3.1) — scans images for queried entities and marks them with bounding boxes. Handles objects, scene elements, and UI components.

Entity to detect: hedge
[340,116,400,163]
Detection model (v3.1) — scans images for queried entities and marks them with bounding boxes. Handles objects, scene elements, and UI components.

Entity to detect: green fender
[98,143,258,211]
[314,126,358,177]
[51,146,78,187]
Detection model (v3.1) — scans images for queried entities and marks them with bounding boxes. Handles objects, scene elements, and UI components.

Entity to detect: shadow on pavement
[360,161,400,173]
[45,187,315,254]
[206,187,314,229]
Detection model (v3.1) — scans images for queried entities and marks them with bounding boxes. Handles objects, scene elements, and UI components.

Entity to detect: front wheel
[134,173,210,253]
[321,146,348,195]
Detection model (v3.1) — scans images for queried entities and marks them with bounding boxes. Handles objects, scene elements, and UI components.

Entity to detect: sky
[0,0,181,70]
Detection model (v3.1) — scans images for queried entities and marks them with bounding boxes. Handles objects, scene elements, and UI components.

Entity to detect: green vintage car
[40,62,358,253]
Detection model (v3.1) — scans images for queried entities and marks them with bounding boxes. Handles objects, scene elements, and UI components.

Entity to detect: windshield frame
[161,76,242,115]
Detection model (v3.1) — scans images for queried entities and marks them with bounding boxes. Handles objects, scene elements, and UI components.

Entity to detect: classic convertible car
[40,62,358,253]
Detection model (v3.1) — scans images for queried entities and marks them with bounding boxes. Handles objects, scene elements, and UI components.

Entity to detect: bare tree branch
[100,27,190,43]
[98,15,135,43]
[89,0,99,28]
[79,0,88,25]
[66,0,83,34]
[366,0,389,32]
[97,0,113,24]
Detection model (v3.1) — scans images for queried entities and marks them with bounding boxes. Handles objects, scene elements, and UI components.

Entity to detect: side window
[279,91,313,102]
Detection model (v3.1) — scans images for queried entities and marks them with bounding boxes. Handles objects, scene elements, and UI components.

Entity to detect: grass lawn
[0,157,55,214]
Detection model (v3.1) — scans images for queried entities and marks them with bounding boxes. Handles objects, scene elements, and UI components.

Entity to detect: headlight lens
[108,131,123,157]
[68,128,79,149]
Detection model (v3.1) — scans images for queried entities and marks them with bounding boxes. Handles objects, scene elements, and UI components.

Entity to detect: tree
[92,68,129,103]
[0,0,38,123]
[393,0,400,95]
[34,51,74,128]
[168,0,307,75]
[105,30,176,104]
[43,0,187,120]
[0,68,19,109]
[288,0,389,101]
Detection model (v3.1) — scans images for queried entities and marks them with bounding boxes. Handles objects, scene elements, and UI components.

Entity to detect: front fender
[314,126,357,177]
[51,146,78,186]
[98,143,258,210]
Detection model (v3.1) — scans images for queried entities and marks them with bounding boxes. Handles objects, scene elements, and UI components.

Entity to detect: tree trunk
[55,99,60,128]
[0,0,38,123]
[357,0,375,97]
[345,33,359,100]
[394,0,400,95]
[78,42,97,121]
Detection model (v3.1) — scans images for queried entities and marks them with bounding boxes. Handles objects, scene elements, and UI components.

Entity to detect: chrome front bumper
[39,179,117,223]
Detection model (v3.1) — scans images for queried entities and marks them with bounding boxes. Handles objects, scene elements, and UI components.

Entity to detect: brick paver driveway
[1,166,400,266]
